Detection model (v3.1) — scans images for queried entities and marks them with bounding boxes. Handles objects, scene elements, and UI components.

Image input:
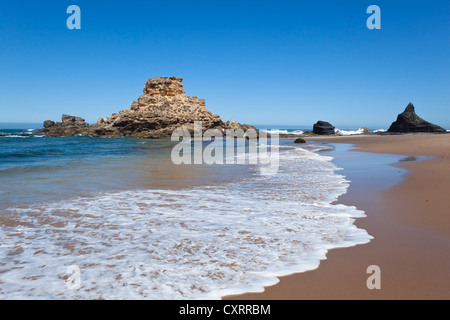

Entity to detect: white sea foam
[335,128,366,136]
[0,135,26,138]
[0,144,372,299]
[0,134,44,138]
[259,129,304,135]
[373,129,387,133]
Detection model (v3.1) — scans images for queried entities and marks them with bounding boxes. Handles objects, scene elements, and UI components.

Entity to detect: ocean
[0,128,372,299]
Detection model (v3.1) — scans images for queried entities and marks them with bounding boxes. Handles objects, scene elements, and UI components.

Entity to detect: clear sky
[0,0,449,129]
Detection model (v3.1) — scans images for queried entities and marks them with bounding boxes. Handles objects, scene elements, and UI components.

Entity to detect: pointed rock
[387,103,446,133]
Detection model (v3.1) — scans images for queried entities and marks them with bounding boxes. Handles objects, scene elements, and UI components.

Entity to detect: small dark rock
[294,138,306,144]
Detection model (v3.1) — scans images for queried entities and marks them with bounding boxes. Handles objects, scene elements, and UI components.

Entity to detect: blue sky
[0,0,449,129]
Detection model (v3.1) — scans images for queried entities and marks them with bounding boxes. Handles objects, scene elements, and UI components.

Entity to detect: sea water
[0,129,372,299]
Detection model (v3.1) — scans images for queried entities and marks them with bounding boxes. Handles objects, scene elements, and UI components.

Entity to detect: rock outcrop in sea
[313,121,336,135]
[388,103,446,133]
[36,77,254,138]
[37,115,89,137]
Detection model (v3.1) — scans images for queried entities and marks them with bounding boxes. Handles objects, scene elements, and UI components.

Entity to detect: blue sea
[0,128,373,299]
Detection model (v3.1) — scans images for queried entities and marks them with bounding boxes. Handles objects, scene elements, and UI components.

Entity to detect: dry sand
[225,133,450,300]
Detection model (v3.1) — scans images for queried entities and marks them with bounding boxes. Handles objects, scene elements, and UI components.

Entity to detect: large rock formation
[313,121,336,135]
[36,77,254,138]
[89,77,227,138]
[388,103,446,133]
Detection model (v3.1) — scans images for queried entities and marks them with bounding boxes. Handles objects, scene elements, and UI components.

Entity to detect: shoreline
[225,133,450,300]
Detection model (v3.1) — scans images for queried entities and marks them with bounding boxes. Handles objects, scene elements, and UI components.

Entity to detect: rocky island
[36,77,255,138]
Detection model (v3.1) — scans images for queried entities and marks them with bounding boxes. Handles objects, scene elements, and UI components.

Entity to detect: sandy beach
[225,133,450,300]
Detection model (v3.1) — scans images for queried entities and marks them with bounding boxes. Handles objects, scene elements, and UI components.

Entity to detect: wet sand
[225,133,450,300]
